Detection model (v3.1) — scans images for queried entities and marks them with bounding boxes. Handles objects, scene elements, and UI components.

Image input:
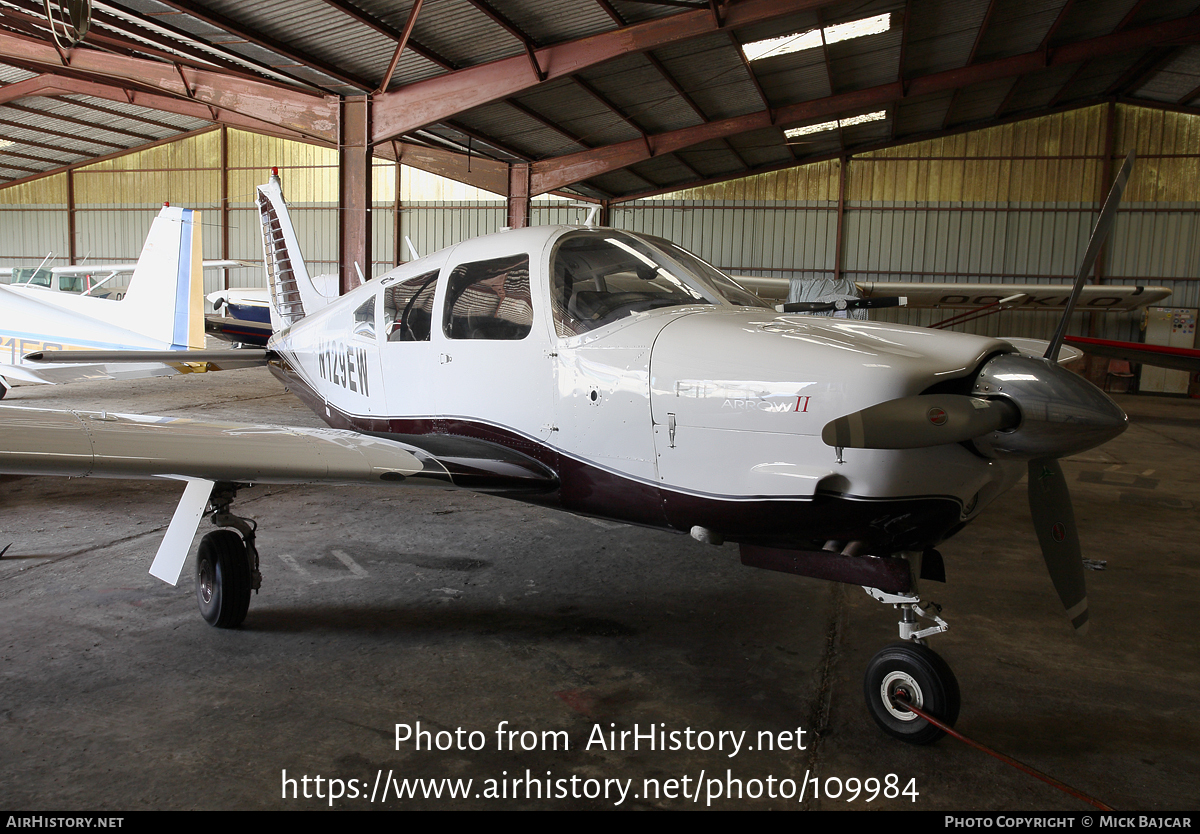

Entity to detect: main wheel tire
[863,642,960,745]
[195,530,251,628]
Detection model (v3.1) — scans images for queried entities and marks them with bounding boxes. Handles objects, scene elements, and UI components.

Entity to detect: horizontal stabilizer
[1064,335,1200,374]
[25,348,270,370]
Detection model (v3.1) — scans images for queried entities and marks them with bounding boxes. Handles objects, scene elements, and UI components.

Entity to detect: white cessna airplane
[1,160,1135,745]
[0,207,251,396]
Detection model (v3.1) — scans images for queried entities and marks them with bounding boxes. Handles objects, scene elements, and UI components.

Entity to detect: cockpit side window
[443,254,532,341]
[551,233,711,337]
[382,269,439,342]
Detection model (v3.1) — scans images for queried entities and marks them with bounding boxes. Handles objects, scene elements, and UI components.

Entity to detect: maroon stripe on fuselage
[269,359,963,552]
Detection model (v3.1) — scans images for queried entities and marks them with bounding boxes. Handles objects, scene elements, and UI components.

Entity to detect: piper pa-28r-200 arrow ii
[3,157,1136,744]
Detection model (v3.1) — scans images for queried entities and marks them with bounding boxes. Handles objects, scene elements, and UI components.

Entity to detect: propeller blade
[822,395,1018,449]
[1027,458,1089,634]
[1045,151,1136,362]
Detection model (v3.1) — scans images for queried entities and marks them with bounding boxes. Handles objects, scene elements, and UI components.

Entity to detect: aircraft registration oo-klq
[2,159,1136,745]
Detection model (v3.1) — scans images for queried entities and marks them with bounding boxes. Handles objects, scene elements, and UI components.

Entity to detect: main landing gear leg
[861,551,960,744]
[195,481,261,629]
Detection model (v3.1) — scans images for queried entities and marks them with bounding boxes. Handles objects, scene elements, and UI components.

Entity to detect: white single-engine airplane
[1,158,1136,745]
[0,209,251,396]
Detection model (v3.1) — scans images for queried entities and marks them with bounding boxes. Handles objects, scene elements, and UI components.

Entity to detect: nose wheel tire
[196,530,251,628]
[864,642,960,745]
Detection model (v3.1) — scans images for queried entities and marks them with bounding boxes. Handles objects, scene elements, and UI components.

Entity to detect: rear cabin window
[352,296,376,339]
[382,269,439,342]
[443,255,533,341]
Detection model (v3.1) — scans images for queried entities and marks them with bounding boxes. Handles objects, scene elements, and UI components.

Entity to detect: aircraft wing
[24,348,272,372]
[1064,335,1200,373]
[856,282,1171,312]
[0,404,557,585]
[0,404,557,489]
[42,260,251,277]
[735,276,1170,311]
[204,315,272,346]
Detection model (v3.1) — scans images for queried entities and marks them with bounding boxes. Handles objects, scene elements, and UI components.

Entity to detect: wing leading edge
[0,404,557,490]
[0,405,558,584]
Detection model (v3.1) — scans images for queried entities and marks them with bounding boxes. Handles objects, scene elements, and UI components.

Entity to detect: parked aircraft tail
[118,206,206,350]
[256,171,338,332]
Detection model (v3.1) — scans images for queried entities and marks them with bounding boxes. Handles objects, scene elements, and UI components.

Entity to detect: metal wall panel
[0,208,69,272]
[612,200,839,282]
[0,173,68,205]
[397,203,507,264]
[76,132,221,207]
[0,105,1196,353]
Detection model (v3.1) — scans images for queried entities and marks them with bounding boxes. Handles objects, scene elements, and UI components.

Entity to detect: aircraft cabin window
[648,237,771,309]
[352,296,376,339]
[381,269,439,342]
[551,233,718,337]
[443,255,533,341]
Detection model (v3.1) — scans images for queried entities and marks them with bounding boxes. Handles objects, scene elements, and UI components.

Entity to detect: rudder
[118,206,205,350]
[257,172,337,332]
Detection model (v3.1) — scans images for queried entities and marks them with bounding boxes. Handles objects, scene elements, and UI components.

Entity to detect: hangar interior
[1,0,1199,812]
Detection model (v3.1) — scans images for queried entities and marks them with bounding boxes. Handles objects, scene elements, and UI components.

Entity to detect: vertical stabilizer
[119,207,205,349]
[257,173,336,332]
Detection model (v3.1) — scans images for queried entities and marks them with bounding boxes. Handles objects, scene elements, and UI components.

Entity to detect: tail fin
[119,206,205,349]
[257,173,338,332]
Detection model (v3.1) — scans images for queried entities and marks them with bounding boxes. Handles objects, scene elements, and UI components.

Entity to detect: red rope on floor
[893,694,1115,811]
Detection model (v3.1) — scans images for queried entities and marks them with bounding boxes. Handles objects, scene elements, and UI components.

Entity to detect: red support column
[65,167,76,266]
[508,163,531,229]
[339,95,372,294]
[834,155,847,283]
[220,125,229,288]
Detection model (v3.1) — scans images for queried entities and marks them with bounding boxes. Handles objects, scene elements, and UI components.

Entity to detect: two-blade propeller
[821,152,1136,633]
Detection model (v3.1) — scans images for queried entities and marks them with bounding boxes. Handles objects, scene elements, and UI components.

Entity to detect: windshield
[644,236,770,309]
[550,231,769,337]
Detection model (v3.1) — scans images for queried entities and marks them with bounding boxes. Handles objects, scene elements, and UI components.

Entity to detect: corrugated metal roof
[651,32,766,121]
[1133,47,1200,102]
[1000,65,1078,113]
[1052,0,1132,43]
[484,0,615,46]
[0,0,1195,200]
[0,62,35,84]
[903,0,991,76]
[581,54,705,136]
[946,77,1017,127]
[514,80,645,151]
[975,0,1067,63]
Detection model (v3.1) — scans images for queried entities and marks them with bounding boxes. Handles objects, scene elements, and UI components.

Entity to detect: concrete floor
[0,368,1196,811]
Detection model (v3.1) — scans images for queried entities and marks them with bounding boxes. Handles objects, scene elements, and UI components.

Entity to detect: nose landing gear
[862,551,960,744]
[863,641,960,745]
